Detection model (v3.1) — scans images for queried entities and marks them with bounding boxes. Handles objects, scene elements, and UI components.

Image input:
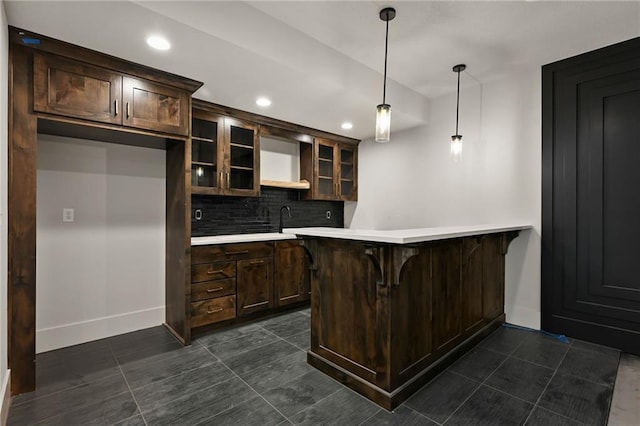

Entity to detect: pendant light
[375,7,396,143]
[451,64,466,161]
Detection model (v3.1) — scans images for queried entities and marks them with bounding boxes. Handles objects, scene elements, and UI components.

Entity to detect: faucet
[279,205,291,233]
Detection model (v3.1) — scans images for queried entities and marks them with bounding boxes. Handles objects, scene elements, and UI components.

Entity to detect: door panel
[236,257,273,316]
[542,37,640,354]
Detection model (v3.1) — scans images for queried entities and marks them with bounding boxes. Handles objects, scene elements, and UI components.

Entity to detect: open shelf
[260,179,310,190]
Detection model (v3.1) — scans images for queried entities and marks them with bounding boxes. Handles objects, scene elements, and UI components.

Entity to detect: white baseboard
[1,370,10,426]
[505,304,541,330]
[36,306,165,353]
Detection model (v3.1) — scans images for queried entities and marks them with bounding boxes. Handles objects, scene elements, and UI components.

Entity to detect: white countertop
[191,232,298,246]
[282,224,531,244]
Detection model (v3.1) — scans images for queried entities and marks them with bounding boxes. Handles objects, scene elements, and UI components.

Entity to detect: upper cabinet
[191,109,260,197]
[33,52,190,136]
[301,137,358,201]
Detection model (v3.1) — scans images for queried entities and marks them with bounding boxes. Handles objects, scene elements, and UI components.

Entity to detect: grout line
[356,408,382,426]
[116,364,149,426]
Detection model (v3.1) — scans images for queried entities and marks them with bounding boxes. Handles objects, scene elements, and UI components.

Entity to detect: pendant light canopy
[375,7,396,143]
[451,64,466,161]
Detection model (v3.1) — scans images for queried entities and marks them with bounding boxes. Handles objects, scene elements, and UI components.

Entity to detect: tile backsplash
[191,187,344,236]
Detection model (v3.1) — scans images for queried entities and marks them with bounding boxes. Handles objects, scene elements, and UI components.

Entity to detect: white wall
[36,135,166,352]
[0,0,9,403]
[347,64,541,329]
[260,137,301,182]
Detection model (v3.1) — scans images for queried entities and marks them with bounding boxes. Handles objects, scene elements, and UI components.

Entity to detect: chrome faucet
[279,205,291,233]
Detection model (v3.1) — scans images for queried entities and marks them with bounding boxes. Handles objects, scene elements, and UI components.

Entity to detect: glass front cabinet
[191,110,260,196]
[305,137,358,201]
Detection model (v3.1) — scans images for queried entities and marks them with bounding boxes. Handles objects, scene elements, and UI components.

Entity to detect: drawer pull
[224,250,249,256]
[206,287,224,293]
[244,301,269,309]
[207,268,224,275]
[207,307,224,314]
[250,260,265,265]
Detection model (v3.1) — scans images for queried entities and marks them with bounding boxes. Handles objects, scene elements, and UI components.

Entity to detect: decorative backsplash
[191,187,344,236]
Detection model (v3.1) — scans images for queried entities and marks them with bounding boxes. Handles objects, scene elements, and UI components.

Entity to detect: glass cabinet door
[191,116,222,193]
[315,139,337,199]
[339,145,357,201]
[226,118,259,196]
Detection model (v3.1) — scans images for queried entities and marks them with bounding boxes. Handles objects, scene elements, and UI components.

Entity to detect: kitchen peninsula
[285,224,529,409]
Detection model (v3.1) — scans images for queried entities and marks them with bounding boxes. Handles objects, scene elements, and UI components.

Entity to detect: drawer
[192,242,274,264]
[191,278,236,302]
[191,296,236,327]
[192,261,235,283]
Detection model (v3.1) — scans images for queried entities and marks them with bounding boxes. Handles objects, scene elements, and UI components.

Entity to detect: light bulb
[375,104,391,143]
[196,166,204,177]
[451,135,463,162]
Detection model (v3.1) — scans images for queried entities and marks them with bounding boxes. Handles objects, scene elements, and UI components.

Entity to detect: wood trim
[193,98,360,145]
[10,26,202,93]
[260,179,310,189]
[8,44,37,395]
[1,370,10,426]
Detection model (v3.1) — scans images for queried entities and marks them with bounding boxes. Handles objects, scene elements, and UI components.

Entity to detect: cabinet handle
[114,99,119,116]
[244,301,269,309]
[206,307,223,314]
[218,171,223,188]
[226,172,230,190]
[206,287,224,293]
[250,260,265,265]
[207,268,224,275]
[126,102,130,119]
[224,250,249,256]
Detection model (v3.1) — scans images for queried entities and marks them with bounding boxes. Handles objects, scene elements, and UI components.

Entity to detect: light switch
[63,208,74,222]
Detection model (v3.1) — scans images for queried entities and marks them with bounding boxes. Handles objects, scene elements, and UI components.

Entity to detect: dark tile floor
[8,308,620,425]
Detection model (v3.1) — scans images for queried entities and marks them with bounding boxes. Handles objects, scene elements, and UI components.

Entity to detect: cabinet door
[314,138,338,200]
[275,241,310,307]
[33,52,122,125]
[338,144,358,201]
[122,76,189,136]
[224,118,260,197]
[237,257,273,316]
[191,110,225,194]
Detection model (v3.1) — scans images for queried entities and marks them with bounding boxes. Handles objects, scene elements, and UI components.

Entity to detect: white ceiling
[5,1,640,140]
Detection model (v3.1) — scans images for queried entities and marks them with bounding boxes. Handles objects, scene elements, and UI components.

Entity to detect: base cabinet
[274,241,311,307]
[237,258,273,316]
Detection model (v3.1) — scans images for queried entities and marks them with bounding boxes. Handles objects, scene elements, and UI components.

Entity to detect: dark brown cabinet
[33,51,189,136]
[274,241,310,306]
[301,137,358,201]
[191,109,260,196]
[237,257,273,316]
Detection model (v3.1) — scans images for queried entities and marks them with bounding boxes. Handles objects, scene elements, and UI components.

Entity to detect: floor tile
[405,371,479,424]
[261,369,342,417]
[112,414,147,426]
[285,330,310,351]
[289,388,380,425]
[479,326,530,355]
[132,361,236,413]
[512,333,570,369]
[203,328,279,360]
[485,357,554,403]
[141,376,257,426]
[8,373,130,425]
[194,395,285,426]
[122,344,217,389]
[224,339,300,376]
[36,338,112,368]
[445,385,533,426]
[113,338,185,366]
[298,308,311,317]
[525,406,583,425]
[195,322,264,346]
[239,350,314,394]
[260,312,310,339]
[538,372,613,424]
[608,353,640,426]
[449,347,507,382]
[361,405,437,425]
[31,392,139,426]
[571,339,620,359]
[109,327,179,355]
[558,346,619,387]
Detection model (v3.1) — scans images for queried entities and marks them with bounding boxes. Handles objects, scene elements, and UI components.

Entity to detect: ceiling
[5,1,640,140]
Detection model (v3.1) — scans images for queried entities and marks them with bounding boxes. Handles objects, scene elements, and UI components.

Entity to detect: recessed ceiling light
[146,35,171,51]
[256,97,272,107]
[341,122,353,130]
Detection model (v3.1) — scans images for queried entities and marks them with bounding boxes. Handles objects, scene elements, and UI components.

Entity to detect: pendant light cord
[382,18,389,104]
[455,68,461,135]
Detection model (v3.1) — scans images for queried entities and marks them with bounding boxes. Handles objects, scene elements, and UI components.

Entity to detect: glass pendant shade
[375,104,391,143]
[451,135,463,162]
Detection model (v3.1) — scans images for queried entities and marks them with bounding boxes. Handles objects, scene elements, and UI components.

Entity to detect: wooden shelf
[231,165,254,171]
[192,136,215,143]
[230,143,253,149]
[319,157,332,162]
[260,179,310,190]
[318,175,333,180]
[192,161,215,167]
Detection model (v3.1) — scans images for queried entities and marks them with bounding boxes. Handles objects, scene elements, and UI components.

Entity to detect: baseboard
[36,306,165,353]
[1,370,10,426]
[505,304,541,330]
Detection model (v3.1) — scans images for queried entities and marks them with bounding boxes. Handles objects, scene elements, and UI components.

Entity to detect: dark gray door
[542,37,640,354]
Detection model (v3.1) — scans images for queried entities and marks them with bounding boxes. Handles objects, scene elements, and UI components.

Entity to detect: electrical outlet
[63,208,74,222]
[326,210,332,220]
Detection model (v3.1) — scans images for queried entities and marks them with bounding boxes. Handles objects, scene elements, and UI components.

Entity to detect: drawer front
[191,296,236,327]
[191,261,236,282]
[191,279,236,302]
[192,242,274,264]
